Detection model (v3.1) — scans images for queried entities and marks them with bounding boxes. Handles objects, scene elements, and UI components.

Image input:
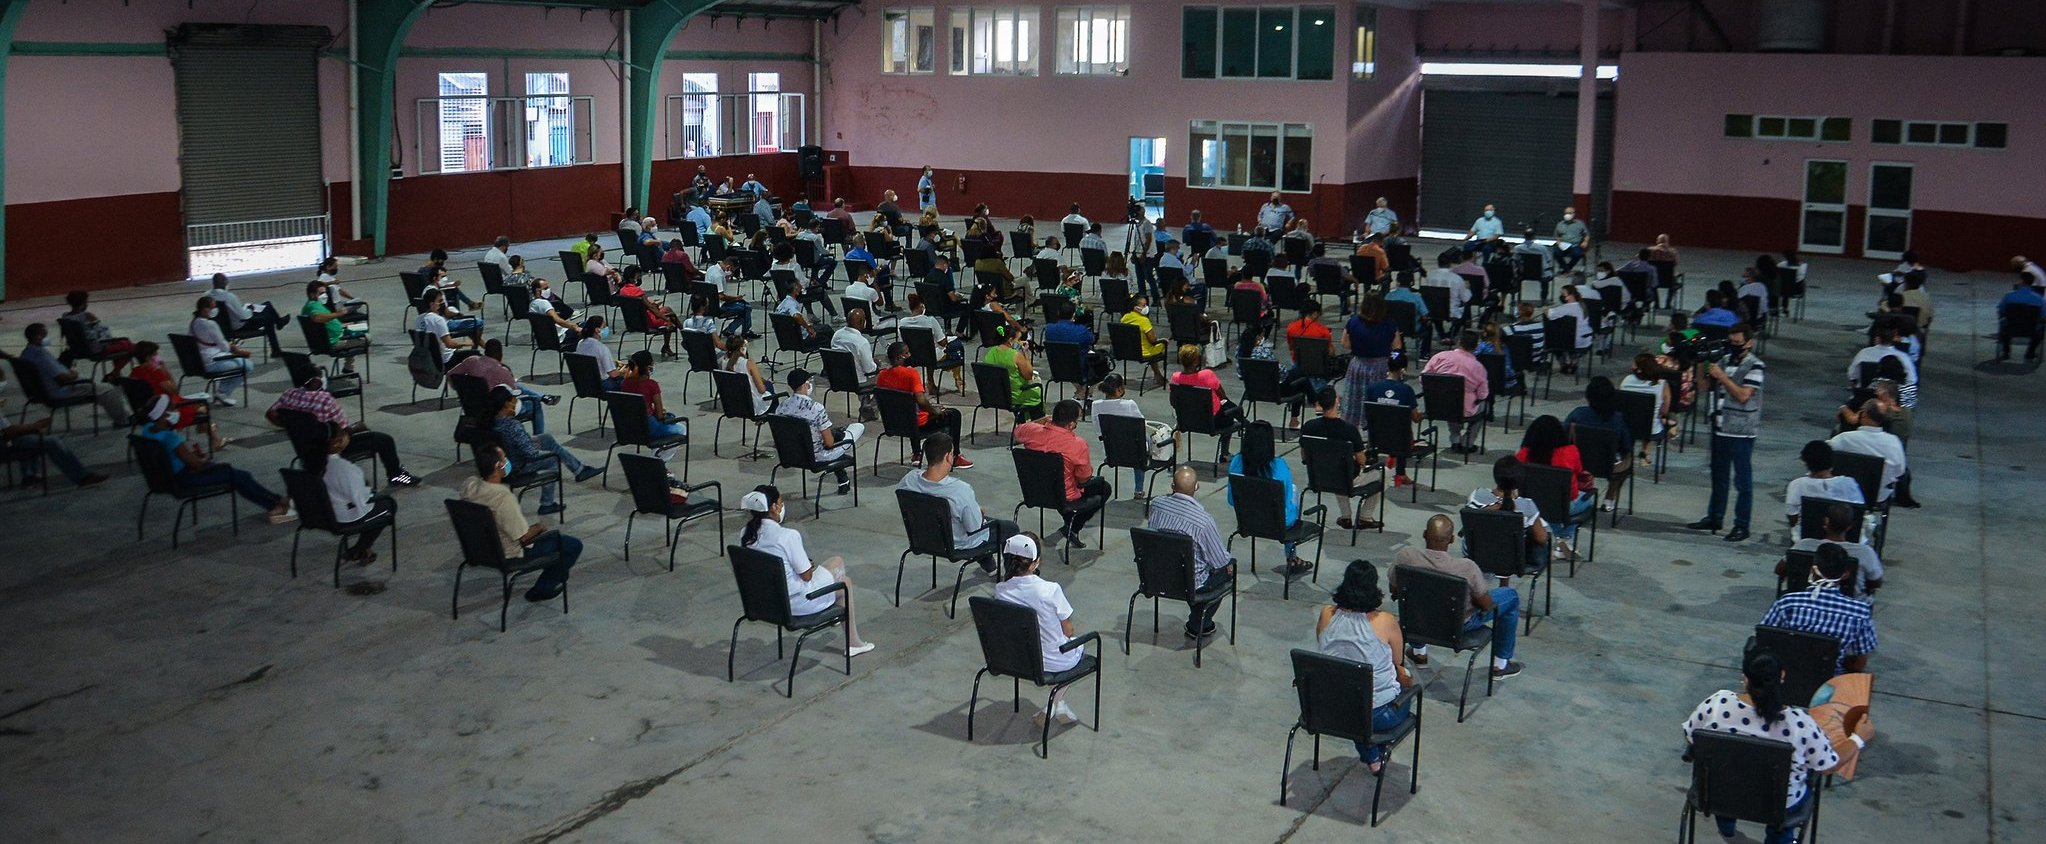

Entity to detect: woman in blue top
[137,395,294,524]
[1341,292,1402,428]
[1227,421,1309,575]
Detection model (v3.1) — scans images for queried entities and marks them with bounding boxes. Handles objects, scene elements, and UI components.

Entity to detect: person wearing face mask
[208,273,290,357]
[310,421,397,567]
[1464,203,1504,257]
[0,355,108,487]
[526,274,581,346]
[187,296,255,407]
[1118,294,1169,388]
[137,395,295,524]
[301,280,369,369]
[1551,206,1590,273]
[1761,543,1876,674]
[1364,197,1398,237]
[573,316,628,391]
[491,386,604,516]
[129,340,227,453]
[1511,228,1556,300]
[1687,322,1766,543]
[916,166,936,213]
[268,369,421,487]
[414,288,480,367]
[776,368,865,494]
[740,484,876,655]
[462,443,583,602]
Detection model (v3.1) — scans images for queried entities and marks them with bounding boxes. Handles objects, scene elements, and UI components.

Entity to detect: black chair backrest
[605,391,658,447]
[971,310,1007,349]
[1293,335,1334,378]
[399,271,428,306]
[1097,413,1153,472]
[2004,303,2042,336]
[1299,434,1359,495]
[1349,254,1378,284]
[969,595,1046,680]
[1044,342,1086,387]
[712,368,761,421]
[279,467,341,532]
[1798,497,1864,542]
[1007,230,1033,259]
[166,333,209,379]
[1386,299,1419,337]
[905,248,933,278]
[900,326,941,369]
[729,543,795,624]
[764,412,821,470]
[530,315,570,352]
[1543,315,1578,350]
[617,296,657,334]
[502,283,534,317]
[1393,564,1471,648]
[1617,269,1653,304]
[769,312,809,351]
[115,376,154,421]
[1459,506,1528,578]
[1571,423,1623,481]
[819,217,845,245]
[961,238,986,266]
[683,330,719,373]
[129,433,180,494]
[971,362,1015,411]
[445,498,512,568]
[558,250,585,279]
[564,352,606,400]
[1228,473,1290,540]
[477,261,506,296]
[1516,251,1545,280]
[1519,462,1575,527]
[618,452,674,516]
[819,347,864,393]
[1011,447,1072,511]
[1245,251,1272,280]
[1238,357,1282,403]
[1752,625,1843,707]
[876,387,921,438]
[1782,548,1816,593]
[1687,731,1801,829]
[1129,526,1198,602]
[1290,648,1377,743]
[1081,248,1106,276]
[7,358,52,404]
[448,372,495,419]
[297,313,339,356]
[1170,383,1219,433]
[1062,222,1085,251]
[1503,331,1541,371]
[581,275,614,309]
[1107,321,1147,362]
[1696,322,1729,341]
[1830,451,1886,505]
[1166,302,1206,346]
[1361,401,1417,454]
[1419,285,1450,320]
[1478,352,1507,396]
[897,488,963,557]
[1099,275,1134,315]
[1229,287,1265,324]
[1420,372,1468,423]
[1204,257,1230,289]
[1308,260,1344,295]
[1616,389,1657,442]
[274,408,329,470]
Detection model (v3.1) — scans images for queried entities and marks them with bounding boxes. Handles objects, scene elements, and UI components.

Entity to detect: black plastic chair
[1502,332,1548,409]
[1279,648,1423,827]
[818,347,875,419]
[9,357,101,434]
[613,295,673,355]
[280,466,396,588]
[130,433,237,548]
[557,249,585,282]
[276,407,379,494]
[726,543,850,698]
[969,361,1021,444]
[678,331,721,403]
[1521,462,1595,577]
[1095,412,1173,501]
[1042,342,1091,404]
[405,329,455,408]
[399,271,430,321]
[1099,274,1135,318]
[764,412,857,519]
[601,391,689,488]
[1830,451,1891,550]
[1237,357,1292,428]
[894,488,1001,618]
[1571,423,1631,524]
[1677,732,1822,844]
[618,452,722,572]
[55,317,132,383]
[1616,389,1667,483]
[1226,472,1325,600]
[1362,401,1438,502]
[445,498,567,632]
[298,313,370,382]
[1300,434,1385,544]
[1107,321,1164,393]
[965,595,1102,759]
[1460,507,1548,635]
[1420,372,1484,462]
[1170,384,1242,478]
[168,332,250,408]
[1394,564,1494,723]
[523,314,573,378]
[563,352,611,436]
[1796,497,1865,543]
[1752,625,1844,708]
[710,368,771,460]
[898,326,950,398]
[1127,526,1236,666]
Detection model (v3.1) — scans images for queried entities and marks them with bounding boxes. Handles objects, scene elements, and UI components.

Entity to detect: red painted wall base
[1611,189,2045,273]
[6,192,184,299]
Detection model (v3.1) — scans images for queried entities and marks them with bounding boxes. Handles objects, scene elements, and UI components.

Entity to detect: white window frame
[1054,5,1129,76]
[883,7,936,74]
[950,6,1039,77]
[1187,120,1312,192]
[436,72,490,174]
[418,76,594,175]
[523,72,574,169]
[666,72,720,159]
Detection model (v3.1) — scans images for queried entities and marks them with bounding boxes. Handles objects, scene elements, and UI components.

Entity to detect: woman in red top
[1168,343,1245,453]
[126,340,225,452]
[617,268,678,357]
[1516,414,1595,555]
[619,350,685,441]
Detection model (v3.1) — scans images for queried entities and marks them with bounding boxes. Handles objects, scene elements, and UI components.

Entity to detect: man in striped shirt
[1146,467,1234,640]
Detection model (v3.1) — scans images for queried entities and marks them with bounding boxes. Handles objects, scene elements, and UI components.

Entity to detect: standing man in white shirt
[1465,203,1505,257]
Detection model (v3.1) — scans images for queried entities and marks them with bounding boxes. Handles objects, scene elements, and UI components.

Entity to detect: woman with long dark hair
[1226,421,1308,575]
[1316,560,1413,773]
[1341,292,1401,429]
[1563,376,1634,512]
[1516,414,1594,557]
[1683,649,1842,844]
[740,485,875,656]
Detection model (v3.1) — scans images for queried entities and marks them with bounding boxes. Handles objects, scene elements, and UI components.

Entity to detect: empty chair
[618,452,723,572]
[1393,564,1494,723]
[893,488,1001,617]
[279,467,396,588]
[1126,527,1236,666]
[444,498,569,632]
[964,595,1102,759]
[1459,507,1548,636]
[764,413,858,519]
[1279,649,1422,827]
[1226,473,1325,600]
[725,543,851,698]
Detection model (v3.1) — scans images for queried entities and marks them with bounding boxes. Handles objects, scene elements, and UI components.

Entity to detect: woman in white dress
[740,486,875,656]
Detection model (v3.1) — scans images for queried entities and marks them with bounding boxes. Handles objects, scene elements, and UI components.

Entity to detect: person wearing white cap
[740,485,875,656]
[991,532,1083,726]
[137,394,294,524]
[776,368,864,495]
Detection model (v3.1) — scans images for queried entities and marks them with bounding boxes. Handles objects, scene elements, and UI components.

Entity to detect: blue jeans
[516,385,549,434]
[524,532,583,590]
[1707,434,1756,529]
[517,435,587,507]
[204,356,252,398]
[13,433,92,484]
[1465,586,1520,660]
[1135,257,1159,302]
[1552,243,1584,272]
[446,316,485,336]
[719,301,754,333]
[649,415,686,440]
[1554,490,1595,541]
[1351,699,1414,765]
[181,464,280,511]
[1716,788,1811,844]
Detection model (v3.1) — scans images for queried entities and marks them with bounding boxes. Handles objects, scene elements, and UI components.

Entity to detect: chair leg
[331,537,345,588]
[949,559,970,619]
[1123,591,1139,655]
[499,573,513,632]
[786,629,815,698]
[1457,648,1480,724]
[967,668,987,741]
[893,549,911,608]
[1369,752,1388,827]
[289,527,303,578]
[727,618,745,681]
[1280,724,1300,806]
[623,511,636,561]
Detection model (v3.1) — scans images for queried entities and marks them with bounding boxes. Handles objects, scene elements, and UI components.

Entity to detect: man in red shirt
[875,342,972,469]
[1012,399,1109,546]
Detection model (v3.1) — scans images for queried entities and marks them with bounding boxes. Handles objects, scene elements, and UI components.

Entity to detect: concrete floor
[0,226,2038,843]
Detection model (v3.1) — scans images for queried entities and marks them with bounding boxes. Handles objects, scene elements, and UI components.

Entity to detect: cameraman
[1687,322,1765,543]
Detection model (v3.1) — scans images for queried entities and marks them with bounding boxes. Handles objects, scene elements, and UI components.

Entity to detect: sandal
[350,550,379,567]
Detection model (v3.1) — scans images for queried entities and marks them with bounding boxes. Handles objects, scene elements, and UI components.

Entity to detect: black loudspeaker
[798,145,824,181]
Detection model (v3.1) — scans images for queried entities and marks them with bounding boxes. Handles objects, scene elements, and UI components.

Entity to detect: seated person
[18,322,129,421]
[1464,456,1553,564]
[1827,402,1906,503]
[1761,543,1877,674]
[208,274,290,357]
[418,249,477,310]
[572,316,629,391]
[618,350,688,444]
[1316,559,1414,772]
[1784,440,1863,533]
[981,323,1044,421]
[740,484,877,655]
[1118,294,1169,387]
[137,395,293,523]
[1562,377,1634,512]
[128,340,225,453]
[57,290,135,377]
[452,339,556,433]
[1014,399,1111,546]
[1786,502,1884,593]
[303,279,369,365]
[776,368,864,494]
[1389,514,1522,679]
[490,386,604,516]
[1300,385,1382,530]
[1091,372,1172,497]
[719,337,781,415]
[312,421,397,566]
[414,289,481,366]
[1052,268,1092,329]
[267,369,420,487]
[464,443,583,602]
[1997,275,2045,360]
[1693,289,1741,328]
[188,296,258,407]
[991,532,1080,725]
[0,359,108,487]
[876,341,969,469]
[701,255,757,338]
[1169,343,1245,455]
[615,268,678,358]
[895,432,1008,570]
[1148,466,1236,639]
[1226,421,1307,575]
[1682,650,1843,844]
[830,310,883,420]
[773,293,835,352]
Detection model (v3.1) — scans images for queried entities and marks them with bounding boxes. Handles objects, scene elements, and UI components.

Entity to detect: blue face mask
[600,327,613,340]
[1483,211,1495,219]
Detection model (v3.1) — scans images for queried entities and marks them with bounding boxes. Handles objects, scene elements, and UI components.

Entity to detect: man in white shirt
[844,268,891,328]
[831,310,881,420]
[415,288,479,365]
[482,236,514,278]
[1364,197,1398,236]
[1828,403,1907,503]
[189,295,255,406]
[528,278,580,344]
[1422,254,1472,339]
[1465,203,1505,256]
[1547,286,1593,371]
[1846,323,1918,404]
[777,368,864,493]
[207,273,290,356]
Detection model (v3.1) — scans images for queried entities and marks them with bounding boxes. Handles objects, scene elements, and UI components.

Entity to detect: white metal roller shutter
[1419,90,1579,236]
[170,24,328,246]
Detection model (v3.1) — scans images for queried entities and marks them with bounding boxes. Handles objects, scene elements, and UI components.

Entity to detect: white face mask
[203,308,217,319]
[1563,213,1575,221]
[1135,305,1149,316]
[162,410,180,426]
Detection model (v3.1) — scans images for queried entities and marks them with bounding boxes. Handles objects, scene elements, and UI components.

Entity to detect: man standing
[463,443,584,602]
[1552,206,1590,273]
[1688,323,1765,542]
[1465,203,1505,256]
[896,432,1010,572]
[1364,197,1398,237]
[1126,209,1158,300]
[1146,466,1236,640]
[1257,192,1294,237]
[1389,514,1523,679]
[916,166,937,212]
[1421,331,1490,453]
[1013,399,1111,546]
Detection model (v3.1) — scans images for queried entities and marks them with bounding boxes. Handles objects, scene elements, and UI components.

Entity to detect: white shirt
[482,246,513,277]
[1682,692,1838,807]
[189,316,233,359]
[1846,345,1916,389]
[1091,396,1145,438]
[723,355,773,414]
[323,456,375,524]
[993,573,1081,672]
[1791,537,1884,584]
[705,263,730,294]
[750,519,838,616]
[1589,273,1631,308]
[1548,301,1592,348]
[1784,474,1863,518]
[831,326,878,379]
[1464,489,1547,533]
[845,280,879,304]
[1060,213,1089,229]
[415,312,454,362]
[576,335,616,374]
[1738,280,1770,314]
[1422,268,1472,318]
[1828,427,1907,501]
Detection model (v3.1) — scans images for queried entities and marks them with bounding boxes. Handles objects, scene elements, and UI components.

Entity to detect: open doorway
[1129,136,1166,222]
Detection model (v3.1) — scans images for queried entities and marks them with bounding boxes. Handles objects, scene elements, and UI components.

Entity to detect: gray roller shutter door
[1420,89,1611,239]
[170,24,328,245]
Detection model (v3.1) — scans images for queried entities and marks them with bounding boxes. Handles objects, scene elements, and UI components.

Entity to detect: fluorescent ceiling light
[1422,62,1620,80]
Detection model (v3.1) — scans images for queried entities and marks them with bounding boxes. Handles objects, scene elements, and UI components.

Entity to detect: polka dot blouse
[1682,690,1840,806]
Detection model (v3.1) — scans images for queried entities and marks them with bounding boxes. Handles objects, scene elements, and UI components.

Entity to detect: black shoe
[1893,497,1921,509]
[1722,527,1751,542]
[541,395,561,406]
[1183,623,1218,640]
[1061,526,1087,549]
[524,580,565,602]
[537,502,566,516]
[388,472,421,487]
[1685,518,1722,531]
[1490,661,1524,680]
[836,479,853,496]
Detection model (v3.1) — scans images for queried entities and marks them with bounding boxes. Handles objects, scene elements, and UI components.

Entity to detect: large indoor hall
[1,1,2042,842]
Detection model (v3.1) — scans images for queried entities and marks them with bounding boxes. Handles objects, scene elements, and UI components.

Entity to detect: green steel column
[624,1,722,214]
[355,0,434,256]
[0,0,36,301]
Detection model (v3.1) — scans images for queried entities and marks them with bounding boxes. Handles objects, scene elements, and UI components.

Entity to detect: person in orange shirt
[1012,399,1110,547]
[1353,233,1390,284]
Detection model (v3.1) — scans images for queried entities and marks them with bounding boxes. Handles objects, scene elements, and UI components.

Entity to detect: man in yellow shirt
[1119,294,1168,388]
[461,443,584,602]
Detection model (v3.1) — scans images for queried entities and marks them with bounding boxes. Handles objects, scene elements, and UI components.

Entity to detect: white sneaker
[847,642,877,657]
[1052,702,1080,724]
